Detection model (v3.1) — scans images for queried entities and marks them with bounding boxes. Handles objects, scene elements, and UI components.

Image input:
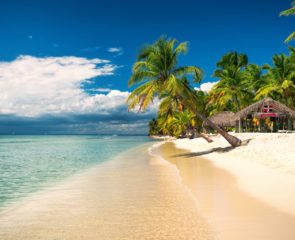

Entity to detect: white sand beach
[1,134,295,240]
[0,143,214,240]
[158,133,295,240]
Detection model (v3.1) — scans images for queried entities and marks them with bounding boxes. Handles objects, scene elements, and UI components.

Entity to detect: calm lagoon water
[0,135,152,209]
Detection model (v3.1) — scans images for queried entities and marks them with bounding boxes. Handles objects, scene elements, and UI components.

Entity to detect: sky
[0,0,293,134]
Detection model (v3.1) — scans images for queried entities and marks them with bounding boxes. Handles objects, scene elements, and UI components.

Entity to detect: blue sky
[0,0,293,134]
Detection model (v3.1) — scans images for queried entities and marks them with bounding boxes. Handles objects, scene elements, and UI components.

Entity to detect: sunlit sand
[1,134,294,240]
[158,133,295,240]
[0,144,213,240]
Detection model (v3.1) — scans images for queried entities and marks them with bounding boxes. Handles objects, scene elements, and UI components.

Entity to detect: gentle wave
[0,135,152,209]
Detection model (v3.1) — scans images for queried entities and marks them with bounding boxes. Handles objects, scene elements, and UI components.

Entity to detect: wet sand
[156,142,295,240]
[0,143,214,240]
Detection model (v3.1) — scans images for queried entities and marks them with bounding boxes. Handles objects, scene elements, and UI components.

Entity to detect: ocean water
[0,135,152,209]
[0,137,214,240]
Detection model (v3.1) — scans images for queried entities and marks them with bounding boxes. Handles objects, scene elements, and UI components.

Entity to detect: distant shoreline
[0,134,149,136]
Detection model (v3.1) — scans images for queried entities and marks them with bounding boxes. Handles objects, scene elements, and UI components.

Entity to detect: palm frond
[128,70,156,87]
[174,41,188,55]
[255,85,281,100]
[127,81,157,110]
[173,66,203,81]
[280,7,295,16]
[285,31,295,43]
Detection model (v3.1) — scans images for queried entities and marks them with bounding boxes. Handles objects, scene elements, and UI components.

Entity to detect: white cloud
[0,55,160,134]
[108,47,122,53]
[0,55,131,117]
[93,88,112,93]
[82,90,131,114]
[195,81,219,93]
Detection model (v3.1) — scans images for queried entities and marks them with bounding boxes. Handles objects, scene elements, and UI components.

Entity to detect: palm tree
[208,51,253,112]
[193,90,210,131]
[280,1,295,43]
[156,113,174,136]
[169,110,196,138]
[148,118,160,136]
[127,37,202,111]
[127,37,242,147]
[245,64,265,94]
[256,53,295,107]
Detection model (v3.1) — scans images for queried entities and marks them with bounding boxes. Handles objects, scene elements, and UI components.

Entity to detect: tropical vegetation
[207,51,253,113]
[280,1,295,43]
[208,48,295,114]
[127,37,242,147]
[126,2,295,148]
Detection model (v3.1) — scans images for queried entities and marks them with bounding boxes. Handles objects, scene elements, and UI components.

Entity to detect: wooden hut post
[239,118,242,133]
[259,118,263,132]
[288,118,292,131]
[235,118,242,133]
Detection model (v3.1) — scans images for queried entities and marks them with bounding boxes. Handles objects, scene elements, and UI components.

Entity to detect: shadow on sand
[171,138,253,158]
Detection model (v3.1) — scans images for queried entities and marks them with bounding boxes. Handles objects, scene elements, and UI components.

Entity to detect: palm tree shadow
[171,138,253,158]
[171,146,234,158]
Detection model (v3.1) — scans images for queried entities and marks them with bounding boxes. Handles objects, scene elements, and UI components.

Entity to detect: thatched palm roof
[234,97,295,120]
[204,111,236,127]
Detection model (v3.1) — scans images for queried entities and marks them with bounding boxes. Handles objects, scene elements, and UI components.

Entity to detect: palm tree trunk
[198,133,213,143]
[233,94,241,111]
[194,111,242,147]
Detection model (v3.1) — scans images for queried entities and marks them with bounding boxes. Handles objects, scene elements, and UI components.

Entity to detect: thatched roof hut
[204,111,236,128]
[233,97,295,120]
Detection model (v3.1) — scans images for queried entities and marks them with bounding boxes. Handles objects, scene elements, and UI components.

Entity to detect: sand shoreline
[2,134,294,240]
[161,133,295,240]
[173,133,295,214]
[0,142,214,240]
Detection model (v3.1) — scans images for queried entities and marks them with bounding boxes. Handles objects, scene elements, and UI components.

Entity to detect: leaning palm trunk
[189,127,213,143]
[127,37,242,148]
[194,111,242,147]
[198,133,213,143]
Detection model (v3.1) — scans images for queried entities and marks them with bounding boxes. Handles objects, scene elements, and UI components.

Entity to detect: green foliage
[208,51,254,113]
[130,36,295,138]
[128,2,295,139]
[168,111,196,137]
[208,49,295,113]
[148,118,160,136]
[127,36,204,137]
[280,1,295,43]
[255,52,295,107]
[127,36,202,113]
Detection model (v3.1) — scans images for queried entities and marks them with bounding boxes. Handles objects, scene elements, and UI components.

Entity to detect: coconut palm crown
[208,51,252,112]
[256,53,295,107]
[127,37,202,112]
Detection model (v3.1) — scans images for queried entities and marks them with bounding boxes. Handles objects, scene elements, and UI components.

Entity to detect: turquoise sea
[0,135,152,209]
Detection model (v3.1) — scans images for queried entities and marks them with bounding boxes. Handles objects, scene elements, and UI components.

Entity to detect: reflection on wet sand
[0,144,213,240]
